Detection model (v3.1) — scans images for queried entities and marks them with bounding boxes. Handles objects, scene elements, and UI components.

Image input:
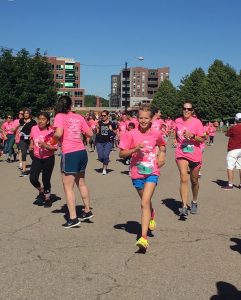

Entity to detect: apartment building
[48,56,85,108]
[110,66,170,109]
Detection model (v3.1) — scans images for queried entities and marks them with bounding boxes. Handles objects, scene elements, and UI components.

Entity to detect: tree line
[152,60,241,121]
[0,48,109,118]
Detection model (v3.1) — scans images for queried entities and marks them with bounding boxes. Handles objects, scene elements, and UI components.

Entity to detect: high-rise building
[110,66,170,109]
[48,56,85,108]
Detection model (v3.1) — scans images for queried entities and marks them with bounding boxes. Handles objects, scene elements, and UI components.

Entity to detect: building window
[56,65,64,70]
[56,73,64,79]
[65,64,75,70]
[74,100,83,107]
[75,91,83,97]
[74,66,79,71]
[65,82,74,88]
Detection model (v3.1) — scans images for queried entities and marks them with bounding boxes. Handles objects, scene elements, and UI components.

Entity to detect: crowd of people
[1,96,240,251]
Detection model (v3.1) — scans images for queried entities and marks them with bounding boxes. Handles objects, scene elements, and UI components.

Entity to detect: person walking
[222,113,241,190]
[95,110,117,175]
[119,105,166,251]
[175,101,204,217]
[1,114,19,162]
[19,108,37,177]
[54,96,94,228]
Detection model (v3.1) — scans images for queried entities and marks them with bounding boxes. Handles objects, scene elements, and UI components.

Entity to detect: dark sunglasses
[101,114,107,117]
[183,107,193,111]
[7,116,12,119]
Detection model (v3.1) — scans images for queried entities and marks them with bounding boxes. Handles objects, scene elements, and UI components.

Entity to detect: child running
[119,105,166,251]
[29,112,58,207]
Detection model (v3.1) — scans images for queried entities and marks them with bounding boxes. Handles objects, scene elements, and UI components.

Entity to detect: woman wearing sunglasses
[175,101,204,217]
[95,110,117,175]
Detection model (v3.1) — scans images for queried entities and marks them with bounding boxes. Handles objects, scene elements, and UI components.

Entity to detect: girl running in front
[119,105,166,251]
[29,112,58,207]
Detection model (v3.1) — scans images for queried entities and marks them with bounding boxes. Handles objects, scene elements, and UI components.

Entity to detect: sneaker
[79,210,94,221]
[63,218,80,228]
[190,201,198,214]
[149,209,156,231]
[222,184,233,190]
[19,171,28,177]
[136,237,149,250]
[102,169,107,175]
[149,219,156,231]
[6,158,11,163]
[179,207,188,217]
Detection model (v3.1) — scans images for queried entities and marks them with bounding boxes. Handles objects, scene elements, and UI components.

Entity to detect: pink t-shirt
[88,119,98,130]
[30,125,57,159]
[119,128,166,179]
[208,125,216,136]
[175,117,204,162]
[53,112,91,154]
[151,119,164,131]
[1,121,16,135]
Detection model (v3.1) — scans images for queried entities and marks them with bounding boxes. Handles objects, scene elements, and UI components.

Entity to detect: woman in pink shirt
[175,101,204,217]
[54,96,94,228]
[119,105,166,251]
[29,112,58,207]
[208,122,216,145]
[1,114,19,162]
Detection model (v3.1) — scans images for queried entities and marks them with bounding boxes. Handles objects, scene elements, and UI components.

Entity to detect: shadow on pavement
[230,238,241,254]
[52,204,93,222]
[161,198,181,216]
[114,221,154,239]
[120,170,129,176]
[210,281,241,300]
[33,194,61,206]
[212,179,227,187]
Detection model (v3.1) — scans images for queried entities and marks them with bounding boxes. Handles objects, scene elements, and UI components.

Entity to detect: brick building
[110,66,170,109]
[48,56,85,108]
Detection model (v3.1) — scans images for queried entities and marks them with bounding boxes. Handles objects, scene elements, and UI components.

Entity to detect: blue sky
[1,0,241,99]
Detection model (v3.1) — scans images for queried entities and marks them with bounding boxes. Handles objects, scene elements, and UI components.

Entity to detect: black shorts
[176,157,202,170]
[61,150,88,174]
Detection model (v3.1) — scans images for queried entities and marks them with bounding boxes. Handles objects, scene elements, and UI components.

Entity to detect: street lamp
[123,56,144,112]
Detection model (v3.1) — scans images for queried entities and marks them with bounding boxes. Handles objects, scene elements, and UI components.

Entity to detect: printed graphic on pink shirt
[175,117,204,162]
[54,112,91,154]
[30,125,57,159]
[119,129,166,179]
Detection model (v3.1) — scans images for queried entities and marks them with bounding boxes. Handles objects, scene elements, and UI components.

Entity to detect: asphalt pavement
[0,132,241,300]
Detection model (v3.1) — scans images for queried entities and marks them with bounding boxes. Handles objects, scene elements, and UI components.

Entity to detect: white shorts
[227,149,241,170]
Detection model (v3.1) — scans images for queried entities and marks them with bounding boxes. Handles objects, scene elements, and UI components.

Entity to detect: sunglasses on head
[183,107,193,111]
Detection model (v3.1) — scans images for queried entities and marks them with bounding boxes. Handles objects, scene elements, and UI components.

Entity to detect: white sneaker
[102,169,107,175]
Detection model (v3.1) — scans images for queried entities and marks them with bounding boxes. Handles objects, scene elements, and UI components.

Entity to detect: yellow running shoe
[149,219,156,231]
[136,237,149,250]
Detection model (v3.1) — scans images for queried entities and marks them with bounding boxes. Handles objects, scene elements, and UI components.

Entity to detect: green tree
[151,80,179,119]
[0,48,56,117]
[178,68,210,120]
[206,60,241,120]
[84,95,109,107]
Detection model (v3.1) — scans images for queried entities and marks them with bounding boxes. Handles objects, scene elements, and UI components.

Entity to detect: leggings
[19,139,30,161]
[29,155,55,193]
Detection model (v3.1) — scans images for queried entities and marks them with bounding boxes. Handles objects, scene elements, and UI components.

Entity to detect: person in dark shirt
[222,113,241,190]
[95,110,117,175]
[19,108,37,177]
